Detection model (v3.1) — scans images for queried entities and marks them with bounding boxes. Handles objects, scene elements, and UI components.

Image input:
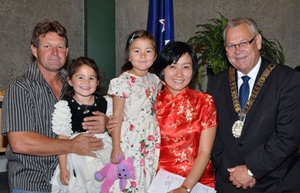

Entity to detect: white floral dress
[107,71,161,193]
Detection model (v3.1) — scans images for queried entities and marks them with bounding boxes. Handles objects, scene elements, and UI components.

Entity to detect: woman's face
[163,53,193,96]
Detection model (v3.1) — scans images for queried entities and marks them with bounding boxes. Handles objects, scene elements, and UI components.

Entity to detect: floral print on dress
[107,71,161,193]
[156,86,217,188]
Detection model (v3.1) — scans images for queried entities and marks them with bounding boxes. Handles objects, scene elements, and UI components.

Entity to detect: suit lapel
[241,58,274,134]
[222,70,239,124]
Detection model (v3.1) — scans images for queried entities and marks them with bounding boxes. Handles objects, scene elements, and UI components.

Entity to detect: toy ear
[127,157,134,164]
[131,173,136,180]
[125,157,136,180]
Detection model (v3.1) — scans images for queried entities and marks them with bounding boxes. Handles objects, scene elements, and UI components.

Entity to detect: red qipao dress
[156,87,217,188]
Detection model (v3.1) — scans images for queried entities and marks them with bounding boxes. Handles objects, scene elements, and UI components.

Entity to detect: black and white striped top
[2,62,67,192]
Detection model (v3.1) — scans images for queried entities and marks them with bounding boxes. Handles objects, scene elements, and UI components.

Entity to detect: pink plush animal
[94,155,136,193]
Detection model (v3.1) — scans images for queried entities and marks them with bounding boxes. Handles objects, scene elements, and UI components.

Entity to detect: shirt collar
[26,61,68,99]
[237,56,261,81]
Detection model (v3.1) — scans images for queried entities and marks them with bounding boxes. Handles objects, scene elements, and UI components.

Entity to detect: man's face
[31,32,69,73]
[224,23,262,75]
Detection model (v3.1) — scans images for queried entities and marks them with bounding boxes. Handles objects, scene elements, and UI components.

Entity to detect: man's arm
[245,71,300,180]
[207,75,239,180]
[211,128,238,180]
[8,131,103,157]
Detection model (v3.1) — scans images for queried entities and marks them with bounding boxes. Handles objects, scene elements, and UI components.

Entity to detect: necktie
[239,76,250,110]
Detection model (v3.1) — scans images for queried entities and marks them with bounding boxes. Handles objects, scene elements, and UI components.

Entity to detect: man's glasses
[224,35,257,51]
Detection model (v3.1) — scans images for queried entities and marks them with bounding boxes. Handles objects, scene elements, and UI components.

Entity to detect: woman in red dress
[154,41,217,192]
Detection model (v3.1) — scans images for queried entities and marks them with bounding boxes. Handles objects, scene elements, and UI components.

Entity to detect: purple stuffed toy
[94,154,136,193]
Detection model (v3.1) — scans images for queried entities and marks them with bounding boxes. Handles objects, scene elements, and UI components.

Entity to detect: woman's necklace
[229,63,276,138]
[73,95,94,114]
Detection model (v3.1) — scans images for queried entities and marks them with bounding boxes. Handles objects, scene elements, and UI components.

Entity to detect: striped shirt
[2,62,67,192]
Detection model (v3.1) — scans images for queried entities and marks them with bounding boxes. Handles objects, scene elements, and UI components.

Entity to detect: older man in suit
[207,17,300,192]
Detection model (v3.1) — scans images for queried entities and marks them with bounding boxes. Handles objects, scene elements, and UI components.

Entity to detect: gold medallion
[232,120,244,138]
[229,64,276,138]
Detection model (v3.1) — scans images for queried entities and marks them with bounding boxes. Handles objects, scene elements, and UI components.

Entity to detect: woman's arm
[169,126,217,193]
[110,96,125,163]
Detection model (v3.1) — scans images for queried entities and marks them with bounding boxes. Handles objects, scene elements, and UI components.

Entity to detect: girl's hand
[110,147,124,164]
[107,115,118,134]
[60,168,70,185]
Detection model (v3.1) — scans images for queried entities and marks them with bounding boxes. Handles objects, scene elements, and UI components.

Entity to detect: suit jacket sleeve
[207,70,238,181]
[244,64,300,180]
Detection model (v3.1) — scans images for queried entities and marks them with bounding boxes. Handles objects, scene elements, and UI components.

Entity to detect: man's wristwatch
[181,185,191,192]
[247,168,254,177]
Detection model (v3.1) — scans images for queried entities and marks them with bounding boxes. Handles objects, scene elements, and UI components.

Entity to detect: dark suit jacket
[207,57,300,193]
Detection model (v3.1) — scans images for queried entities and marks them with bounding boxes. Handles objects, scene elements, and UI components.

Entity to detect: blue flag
[147,0,174,52]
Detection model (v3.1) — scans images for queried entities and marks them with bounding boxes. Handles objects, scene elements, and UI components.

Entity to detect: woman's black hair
[154,41,198,81]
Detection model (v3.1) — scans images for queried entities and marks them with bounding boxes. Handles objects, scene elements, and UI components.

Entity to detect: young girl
[50,57,112,193]
[154,41,217,192]
[107,30,161,192]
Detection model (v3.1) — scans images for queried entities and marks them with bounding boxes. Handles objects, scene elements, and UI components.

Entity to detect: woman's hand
[168,186,191,193]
